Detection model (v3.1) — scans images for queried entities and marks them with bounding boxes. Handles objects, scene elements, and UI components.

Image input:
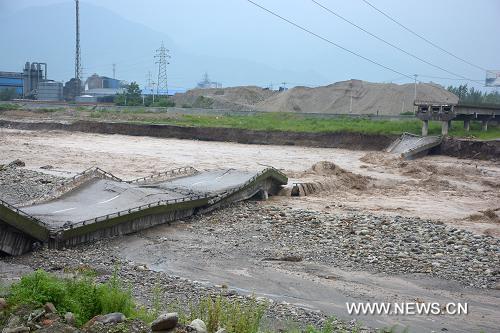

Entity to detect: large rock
[64,312,76,326]
[97,312,126,324]
[2,327,30,333]
[187,319,207,333]
[151,312,178,331]
[0,298,7,310]
[44,302,57,314]
[7,159,25,168]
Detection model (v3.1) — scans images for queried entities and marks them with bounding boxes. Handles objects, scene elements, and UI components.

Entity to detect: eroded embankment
[432,137,500,160]
[0,119,498,159]
[0,119,394,150]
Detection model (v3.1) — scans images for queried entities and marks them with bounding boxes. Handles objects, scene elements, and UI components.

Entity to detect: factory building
[0,62,63,101]
[85,74,121,90]
[37,81,63,101]
[0,71,23,96]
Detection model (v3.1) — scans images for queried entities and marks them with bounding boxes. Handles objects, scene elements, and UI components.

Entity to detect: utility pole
[146,71,152,89]
[112,63,116,79]
[154,42,170,96]
[413,74,418,102]
[74,0,82,98]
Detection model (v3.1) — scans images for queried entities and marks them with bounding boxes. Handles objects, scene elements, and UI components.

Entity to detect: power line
[360,0,493,75]
[245,0,414,80]
[311,0,482,83]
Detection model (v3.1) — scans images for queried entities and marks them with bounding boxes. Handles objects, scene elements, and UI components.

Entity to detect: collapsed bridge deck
[0,166,287,255]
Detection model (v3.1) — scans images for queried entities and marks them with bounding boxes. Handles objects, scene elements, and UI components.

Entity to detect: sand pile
[173,79,458,116]
[172,86,277,111]
[256,80,458,115]
[290,161,372,193]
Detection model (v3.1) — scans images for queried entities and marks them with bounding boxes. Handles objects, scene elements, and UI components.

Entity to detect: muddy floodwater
[1,128,499,332]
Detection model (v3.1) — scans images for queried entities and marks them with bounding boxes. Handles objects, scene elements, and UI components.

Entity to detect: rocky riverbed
[184,202,500,289]
[1,163,500,332]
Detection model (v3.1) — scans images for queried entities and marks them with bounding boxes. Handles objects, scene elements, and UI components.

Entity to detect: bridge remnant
[0,166,287,255]
[415,101,499,136]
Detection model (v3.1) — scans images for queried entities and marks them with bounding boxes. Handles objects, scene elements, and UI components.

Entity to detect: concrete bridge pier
[482,119,489,131]
[441,120,449,136]
[464,119,471,132]
[421,120,429,136]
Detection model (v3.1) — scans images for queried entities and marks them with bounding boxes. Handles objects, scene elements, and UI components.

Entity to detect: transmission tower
[74,0,82,97]
[112,63,116,79]
[154,42,170,95]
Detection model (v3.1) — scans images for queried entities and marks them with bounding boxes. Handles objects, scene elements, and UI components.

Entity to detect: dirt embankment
[0,119,394,151]
[1,119,498,159]
[433,136,500,160]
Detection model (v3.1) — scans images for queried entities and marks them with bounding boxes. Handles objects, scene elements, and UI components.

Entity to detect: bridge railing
[208,167,287,205]
[0,198,49,229]
[126,166,197,184]
[60,193,212,231]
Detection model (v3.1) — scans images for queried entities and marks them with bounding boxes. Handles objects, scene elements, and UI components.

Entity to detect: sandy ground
[1,128,499,236]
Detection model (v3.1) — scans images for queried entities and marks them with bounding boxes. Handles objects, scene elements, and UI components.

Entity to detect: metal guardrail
[126,166,197,184]
[208,167,287,205]
[2,166,287,235]
[62,167,287,231]
[0,198,49,228]
[61,193,211,231]
[67,166,122,183]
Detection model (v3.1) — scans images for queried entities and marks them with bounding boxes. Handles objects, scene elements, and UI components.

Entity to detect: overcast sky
[1,0,499,90]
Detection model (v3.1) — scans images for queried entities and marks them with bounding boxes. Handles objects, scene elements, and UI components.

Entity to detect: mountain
[0,2,327,90]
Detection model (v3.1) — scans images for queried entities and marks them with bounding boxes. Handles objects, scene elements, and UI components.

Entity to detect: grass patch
[4,270,352,332]
[6,269,139,327]
[139,113,499,140]
[176,295,266,333]
[0,103,20,111]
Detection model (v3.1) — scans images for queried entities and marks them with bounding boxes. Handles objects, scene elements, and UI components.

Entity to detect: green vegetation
[7,269,138,326]
[114,81,175,107]
[139,113,499,140]
[3,270,352,332]
[178,295,266,333]
[447,84,500,105]
[192,96,214,108]
[114,82,143,106]
[0,103,20,111]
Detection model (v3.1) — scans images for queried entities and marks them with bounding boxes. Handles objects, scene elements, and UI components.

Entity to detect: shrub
[7,269,137,327]
[181,295,267,333]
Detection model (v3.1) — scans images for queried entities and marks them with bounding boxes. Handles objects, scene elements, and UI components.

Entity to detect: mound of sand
[255,80,457,115]
[172,79,458,116]
[172,86,277,111]
[291,161,372,191]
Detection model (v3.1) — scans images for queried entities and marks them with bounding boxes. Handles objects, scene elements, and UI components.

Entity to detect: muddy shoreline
[1,119,498,159]
[0,119,394,151]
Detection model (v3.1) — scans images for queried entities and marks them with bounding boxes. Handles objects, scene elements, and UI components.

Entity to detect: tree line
[447,84,500,105]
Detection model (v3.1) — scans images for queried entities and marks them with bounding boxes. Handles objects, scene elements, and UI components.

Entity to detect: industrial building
[0,72,23,96]
[0,62,63,101]
[196,72,222,89]
[85,74,121,90]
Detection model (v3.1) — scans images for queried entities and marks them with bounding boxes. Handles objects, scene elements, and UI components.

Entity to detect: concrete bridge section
[415,101,499,136]
[386,132,442,159]
[0,166,287,255]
